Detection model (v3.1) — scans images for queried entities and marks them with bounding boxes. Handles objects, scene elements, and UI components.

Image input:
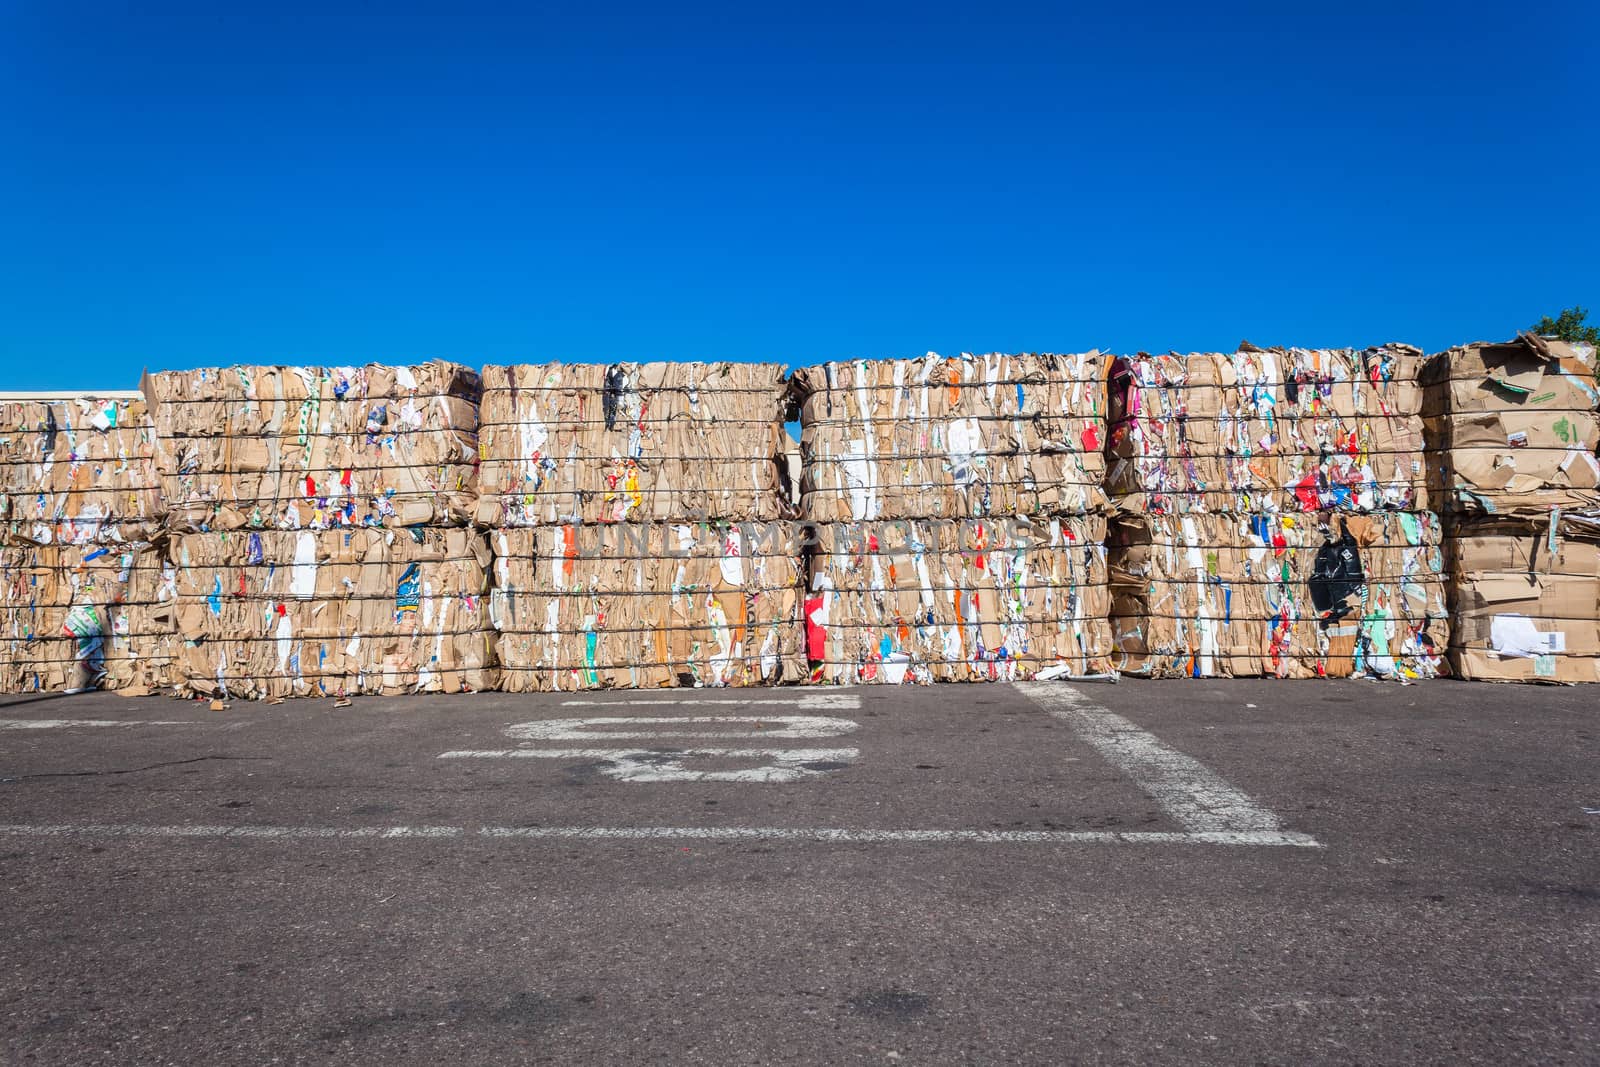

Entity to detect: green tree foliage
[1531,306,1600,346]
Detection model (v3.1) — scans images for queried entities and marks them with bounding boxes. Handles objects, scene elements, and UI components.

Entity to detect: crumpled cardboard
[0,535,177,694]
[1108,510,1449,679]
[169,528,495,699]
[791,352,1107,522]
[1445,570,1600,683]
[1420,334,1600,681]
[1420,334,1600,519]
[145,362,481,531]
[1442,518,1600,683]
[489,522,803,691]
[1107,344,1428,515]
[804,516,1113,684]
[477,362,791,526]
[0,397,163,546]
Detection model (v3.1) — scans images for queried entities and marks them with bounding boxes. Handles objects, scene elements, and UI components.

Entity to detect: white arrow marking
[437,746,858,783]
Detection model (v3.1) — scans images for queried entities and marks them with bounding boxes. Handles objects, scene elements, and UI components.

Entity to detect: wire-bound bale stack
[1421,334,1600,682]
[479,362,802,691]
[1105,344,1449,679]
[0,395,176,693]
[146,363,495,698]
[792,352,1113,683]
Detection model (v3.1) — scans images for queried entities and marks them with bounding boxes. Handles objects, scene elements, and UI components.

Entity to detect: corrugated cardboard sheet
[146,362,481,531]
[478,363,791,526]
[0,537,177,694]
[0,397,163,545]
[489,523,802,691]
[1441,516,1600,683]
[1421,335,1600,681]
[804,517,1112,684]
[1109,510,1449,679]
[791,352,1107,521]
[1420,334,1600,518]
[170,528,495,698]
[1107,344,1428,515]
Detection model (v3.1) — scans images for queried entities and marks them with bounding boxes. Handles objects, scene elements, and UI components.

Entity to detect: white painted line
[505,716,859,742]
[0,719,195,731]
[0,824,462,839]
[559,694,861,710]
[1014,681,1307,839]
[437,747,859,783]
[0,823,1321,847]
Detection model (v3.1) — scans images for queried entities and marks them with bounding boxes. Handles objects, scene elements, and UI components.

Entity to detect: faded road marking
[1015,682,1309,840]
[0,823,1321,846]
[437,746,860,783]
[505,716,860,742]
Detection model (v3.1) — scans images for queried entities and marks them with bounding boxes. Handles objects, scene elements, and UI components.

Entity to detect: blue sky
[2,3,1595,390]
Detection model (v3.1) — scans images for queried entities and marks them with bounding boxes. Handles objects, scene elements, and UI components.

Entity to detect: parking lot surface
[1,679,1595,1064]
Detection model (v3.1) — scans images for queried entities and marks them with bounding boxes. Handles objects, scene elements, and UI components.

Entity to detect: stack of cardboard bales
[792,352,1112,683]
[479,362,803,690]
[0,395,176,693]
[1105,344,1450,679]
[1421,334,1600,682]
[146,363,495,698]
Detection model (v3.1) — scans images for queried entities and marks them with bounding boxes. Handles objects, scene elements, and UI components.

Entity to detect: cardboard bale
[1441,512,1600,682]
[1419,334,1600,520]
[478,362,791,526]
[146,362,481,531]
[1107,343,1428,515]
[0,396,163,545]
[0,536,177,694]
[169,528,495,699]
[1445,570,1600,683]
[804,516,1112,684]
[1109,510,1448,679]
[792,352,1107,522]
[489,522,803,691]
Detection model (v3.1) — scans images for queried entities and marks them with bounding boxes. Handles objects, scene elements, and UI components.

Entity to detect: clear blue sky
[2,3,1595,390]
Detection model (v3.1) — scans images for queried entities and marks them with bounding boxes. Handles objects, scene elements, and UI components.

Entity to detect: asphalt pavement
[0,679,1595,1065]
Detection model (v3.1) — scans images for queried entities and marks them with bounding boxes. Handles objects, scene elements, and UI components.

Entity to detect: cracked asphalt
[0,679,1595,1065]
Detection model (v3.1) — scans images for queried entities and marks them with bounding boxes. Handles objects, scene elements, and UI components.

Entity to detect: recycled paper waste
[478,362,791,526]
[1422,334,1600,682]
[1107,344,1428,515]
[804,516,1112,684]
[791,352,1107,521]
[169,528,495,699]
[0,537,176,694]
[1108,510,1449,679]
[0,397,163,546]
[489,522,803,691]
[145,362,481,531]
[1421,334,1599,518]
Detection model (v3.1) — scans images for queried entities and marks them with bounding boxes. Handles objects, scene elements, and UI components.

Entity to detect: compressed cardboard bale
[1445,569,1600,683]
[1107,343,1428,515]
[0,537,177,694]
[792,352,1107,522]
[478,362,791,526]
[1108,510,1449,679]
[146,362,481,531]
[0,396,163,545]
[804,516,1112,684]
[169,528,495,699]
[489,522,803,691]
[1441,512,1600,682]
[1420,333,1600,520]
